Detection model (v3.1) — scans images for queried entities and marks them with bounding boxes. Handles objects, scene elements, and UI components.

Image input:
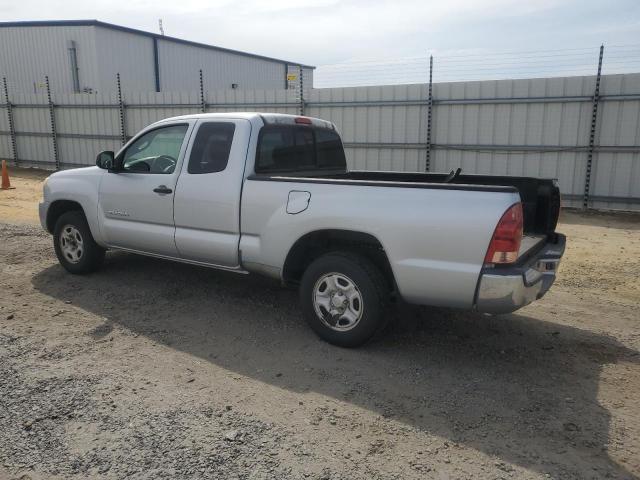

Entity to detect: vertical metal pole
[45,76,60,170]
[583,45,604,209]
[299,65,305,116]
[67,40,81,93]
[116,73,127,145]
[152,37,161,92]
[425,55,433,172]
[2,77,18,166]
[199,69,206,113]
[284,64,289,90]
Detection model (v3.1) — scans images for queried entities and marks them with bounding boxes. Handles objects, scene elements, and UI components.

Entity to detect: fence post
[45,76,60,170]
[2,77,18,166]
[299,65,305,115]
[425,55,433,172]
[199,69,206,113]
[116,73,127,145]
[583,45,604,209]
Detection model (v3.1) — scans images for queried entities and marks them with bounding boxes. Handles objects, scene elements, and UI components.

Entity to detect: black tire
[53,210,105,274]
[299,251,388,347]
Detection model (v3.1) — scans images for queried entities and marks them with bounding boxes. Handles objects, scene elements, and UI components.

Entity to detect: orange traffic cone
[1,160,13,190]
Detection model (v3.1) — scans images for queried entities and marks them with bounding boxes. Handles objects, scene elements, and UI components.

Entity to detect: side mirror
[96,151,114,170]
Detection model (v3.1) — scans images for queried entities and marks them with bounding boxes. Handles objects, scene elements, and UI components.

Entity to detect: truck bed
[249,169,561,238]
[334,171,560,236]
[519,234,546,258]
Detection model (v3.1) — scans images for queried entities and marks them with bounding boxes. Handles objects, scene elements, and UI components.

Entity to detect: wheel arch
[282,229,396,291]
[46,199,86,233]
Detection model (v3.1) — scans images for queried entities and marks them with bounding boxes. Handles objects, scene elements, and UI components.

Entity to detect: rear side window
[188,122,235,174]
[256,125,345,173]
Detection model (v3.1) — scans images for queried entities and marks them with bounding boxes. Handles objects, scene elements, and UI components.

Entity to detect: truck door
[98,123,192,256]
[173,119,251,267]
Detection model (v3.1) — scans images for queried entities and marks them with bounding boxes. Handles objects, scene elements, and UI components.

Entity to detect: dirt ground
[0,167,48,225]
[1,167,639,480]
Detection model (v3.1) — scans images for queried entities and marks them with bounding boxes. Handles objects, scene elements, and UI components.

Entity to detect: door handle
[153,185,173,194]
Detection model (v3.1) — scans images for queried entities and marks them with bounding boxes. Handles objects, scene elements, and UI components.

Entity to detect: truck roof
[154,112,336,130]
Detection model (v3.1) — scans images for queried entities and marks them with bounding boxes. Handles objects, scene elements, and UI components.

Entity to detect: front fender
[41,167,106,246]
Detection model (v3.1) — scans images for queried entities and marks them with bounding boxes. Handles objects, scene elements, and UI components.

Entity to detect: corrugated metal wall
[11,93,53,166]
[430,76,598,209]
[592,75,640,210]
[1,73,638,210]
[304,74,640,210]
[2,92,122,168]
[55,93,122,165]
[158,40,289,92]
[94,27,156,93]
[0,25,314,94]
[0,26,99,94]
[307,84,427,172]
[124,92,202,137]
[286,65,314,98]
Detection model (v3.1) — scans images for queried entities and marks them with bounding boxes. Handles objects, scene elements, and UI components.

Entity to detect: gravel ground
[0,208,639,479]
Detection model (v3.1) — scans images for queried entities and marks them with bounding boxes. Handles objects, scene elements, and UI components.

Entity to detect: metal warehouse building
[0,20,314,94]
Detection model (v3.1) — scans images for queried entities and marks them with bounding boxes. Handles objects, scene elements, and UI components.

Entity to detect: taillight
[484,203,523,265]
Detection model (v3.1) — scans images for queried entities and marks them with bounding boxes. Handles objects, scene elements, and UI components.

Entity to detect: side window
[256,126,315,173]
[187,122,235,174]
[122,124,188,174]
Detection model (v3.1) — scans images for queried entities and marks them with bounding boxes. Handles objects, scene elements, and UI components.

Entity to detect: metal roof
[0,20,315,69]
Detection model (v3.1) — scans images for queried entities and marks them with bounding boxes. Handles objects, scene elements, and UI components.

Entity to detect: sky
[2,0,640,86]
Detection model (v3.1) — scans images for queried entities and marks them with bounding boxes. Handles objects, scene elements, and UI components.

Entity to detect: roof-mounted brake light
[295,117,312,124]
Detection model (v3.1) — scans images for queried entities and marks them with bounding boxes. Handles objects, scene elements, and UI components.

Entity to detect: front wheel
[299,252,388,347]
[53,210,105,274]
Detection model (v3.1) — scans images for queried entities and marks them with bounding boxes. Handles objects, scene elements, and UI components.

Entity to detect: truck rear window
[255,125,346,173]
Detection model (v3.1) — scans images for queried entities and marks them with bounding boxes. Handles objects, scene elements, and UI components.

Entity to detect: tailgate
[455,174,561,236]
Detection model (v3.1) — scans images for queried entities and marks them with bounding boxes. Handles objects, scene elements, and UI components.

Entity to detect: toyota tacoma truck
[39,113,565,347]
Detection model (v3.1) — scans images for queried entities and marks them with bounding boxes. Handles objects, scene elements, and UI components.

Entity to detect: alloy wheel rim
[59,225,84,264]
[313,272,364,331]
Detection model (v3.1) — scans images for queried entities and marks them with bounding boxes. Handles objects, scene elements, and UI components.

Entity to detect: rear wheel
[53,210,105,274]
[300,252,388,347]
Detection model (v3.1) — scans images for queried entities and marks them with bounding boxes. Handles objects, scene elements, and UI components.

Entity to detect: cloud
[2,0,567,62]
[2,0,638,70]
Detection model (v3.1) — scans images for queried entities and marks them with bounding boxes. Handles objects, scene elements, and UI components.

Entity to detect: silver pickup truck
[39,113,565,347]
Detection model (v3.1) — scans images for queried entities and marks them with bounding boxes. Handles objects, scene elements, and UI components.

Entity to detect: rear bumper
[475,233,566,314]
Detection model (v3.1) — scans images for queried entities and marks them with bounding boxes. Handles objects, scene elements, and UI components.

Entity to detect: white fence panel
[9,93,53,167]
[0,105,9,132]
[307,84,428,172]
[53,92,123,166]
[15,136,52,167]
[124,91,202,136]
[207,89,298,115]
[590,74,640,210]
[0,104,11,160]
[0,134,12,161]
[54,92,121,136]
[1,74,638,210]
[58,137,121,167]
[431,77,599,208]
